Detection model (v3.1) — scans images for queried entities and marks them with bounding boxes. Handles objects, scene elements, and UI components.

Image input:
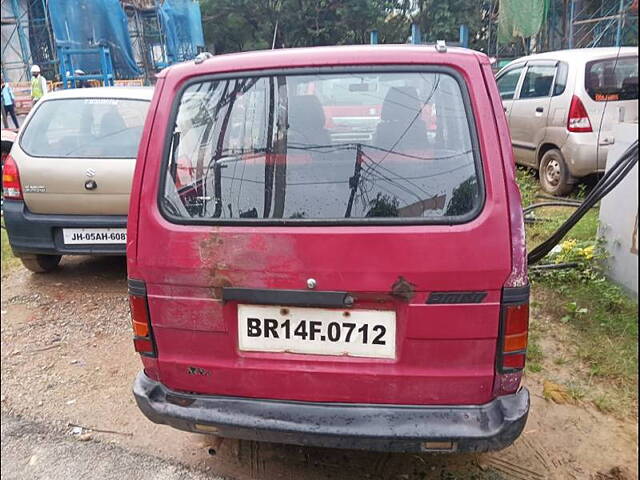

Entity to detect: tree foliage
[200,0,491,55]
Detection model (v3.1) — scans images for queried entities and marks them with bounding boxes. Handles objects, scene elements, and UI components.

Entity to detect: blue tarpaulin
[159,0,205,64]
[48,0,141,78]
[47,0,205,79]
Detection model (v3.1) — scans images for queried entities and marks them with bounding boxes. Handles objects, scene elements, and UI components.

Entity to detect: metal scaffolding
[2,0,203,85]
[490,0,638,65]
[568,0,638,48]
[123,1,167,81]
[1,0,31,82]
[1,0,57,82]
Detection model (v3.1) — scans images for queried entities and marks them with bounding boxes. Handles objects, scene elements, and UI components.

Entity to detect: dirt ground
[1,256,638,480]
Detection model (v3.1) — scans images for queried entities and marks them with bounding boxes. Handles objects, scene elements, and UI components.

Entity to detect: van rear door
[136,62,514,406]
[16,97,149,215]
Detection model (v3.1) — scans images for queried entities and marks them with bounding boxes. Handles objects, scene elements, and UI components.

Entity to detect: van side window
[497,66,524,100]
[519,65,556,99]
[162,70,483,223]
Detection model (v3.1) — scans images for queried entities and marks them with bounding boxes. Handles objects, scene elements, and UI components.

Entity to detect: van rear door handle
[535,107,544,113]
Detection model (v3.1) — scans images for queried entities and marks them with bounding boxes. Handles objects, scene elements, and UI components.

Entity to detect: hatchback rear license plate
[238,304,396,359]
[62,228,127,244]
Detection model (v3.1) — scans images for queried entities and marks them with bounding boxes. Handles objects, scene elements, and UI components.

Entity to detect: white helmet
[31,65,41,74]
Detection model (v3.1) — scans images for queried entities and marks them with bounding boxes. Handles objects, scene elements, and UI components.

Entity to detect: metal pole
[271,20,279,49]
[568,0,575,48]
[459,25,469,48]
[10,0,32,81]
[411,24,421,45]
[615,0,625,46]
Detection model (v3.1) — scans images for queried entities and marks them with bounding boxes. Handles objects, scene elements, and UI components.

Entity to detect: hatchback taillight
[567,95,593,132]
[2,154,23,200]
[128,279,156,357]
[498,286,530,373]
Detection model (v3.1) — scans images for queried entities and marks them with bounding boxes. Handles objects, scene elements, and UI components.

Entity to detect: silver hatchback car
[496,47,638,195]
[3,87,152,272]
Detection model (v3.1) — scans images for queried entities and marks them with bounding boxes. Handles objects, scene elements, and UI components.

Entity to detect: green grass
[526,330,544,373]
[517,168,638,417]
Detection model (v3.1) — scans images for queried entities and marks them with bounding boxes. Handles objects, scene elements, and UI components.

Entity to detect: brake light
[498,287,529,373]
[128,279,156,357]
[493,285,530,396]
[567,95,593,132]
[2,154,23,200]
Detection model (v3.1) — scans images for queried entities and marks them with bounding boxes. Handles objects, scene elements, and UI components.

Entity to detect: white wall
[598,122,639,297]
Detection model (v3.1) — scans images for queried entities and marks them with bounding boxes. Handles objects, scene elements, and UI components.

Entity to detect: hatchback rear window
[585,56,638,101]
[162,70,482,223]
[20,98,149,158]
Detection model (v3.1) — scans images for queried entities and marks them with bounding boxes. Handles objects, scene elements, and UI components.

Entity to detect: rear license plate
[238,304,396,359]
[62,228,127,245]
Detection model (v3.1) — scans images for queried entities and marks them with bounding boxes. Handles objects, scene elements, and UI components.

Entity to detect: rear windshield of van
[585,56,638,101]
[162,70,482,223]
[20,98,149,158]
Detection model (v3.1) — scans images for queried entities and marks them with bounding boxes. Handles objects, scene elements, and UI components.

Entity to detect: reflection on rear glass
[163,72,481,221]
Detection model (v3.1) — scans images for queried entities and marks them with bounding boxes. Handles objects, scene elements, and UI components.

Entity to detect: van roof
[159,44,489,79]
[504,47,639,67]
[41,86,154,101]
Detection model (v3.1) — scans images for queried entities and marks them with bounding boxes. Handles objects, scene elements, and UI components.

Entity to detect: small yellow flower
[561,239,577,252]
[581,245,595,259]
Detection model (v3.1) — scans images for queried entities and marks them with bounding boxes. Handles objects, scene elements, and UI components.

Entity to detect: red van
[128,45,530,452]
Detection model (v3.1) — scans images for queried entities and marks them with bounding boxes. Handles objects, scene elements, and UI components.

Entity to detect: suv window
[553,62,568,96]
[585,56,638,101]
[162,70,482,223]
[519,64,556,99]
[497,66,524,100]
[20,98,149,158]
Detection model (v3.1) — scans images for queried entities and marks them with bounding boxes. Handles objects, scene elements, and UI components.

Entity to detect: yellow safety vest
[31,76,44,100]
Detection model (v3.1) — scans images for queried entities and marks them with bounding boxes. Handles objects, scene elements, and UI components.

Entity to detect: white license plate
[62,228,127,245]
[238,304,396,359]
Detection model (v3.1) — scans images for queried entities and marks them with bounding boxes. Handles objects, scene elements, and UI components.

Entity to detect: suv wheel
[20,255,62,273]
[539,149,574,196]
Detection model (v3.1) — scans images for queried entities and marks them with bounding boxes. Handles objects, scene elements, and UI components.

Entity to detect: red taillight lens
[129,295,150,337]
[2,154,23,200]
[502,353,526,369]
[567,95,593,132]
[128,279,156,357]
[499,287,530,373]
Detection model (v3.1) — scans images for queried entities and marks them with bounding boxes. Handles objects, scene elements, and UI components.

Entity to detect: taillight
[2,154,23,200]
[493,285,530,396]
[567,95,593,132]
[128,279,156,357]
[498,286,530,373]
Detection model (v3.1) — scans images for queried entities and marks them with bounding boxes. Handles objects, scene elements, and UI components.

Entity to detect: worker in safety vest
[30,65,48,104]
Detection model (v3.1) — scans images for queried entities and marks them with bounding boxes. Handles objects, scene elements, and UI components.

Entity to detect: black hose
[535,193,583,204]
[529,262,580,271]
[523,201,586,214]
[528,140,638,265]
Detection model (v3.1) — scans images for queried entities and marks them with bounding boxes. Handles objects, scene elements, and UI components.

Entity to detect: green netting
[498,0,550,42]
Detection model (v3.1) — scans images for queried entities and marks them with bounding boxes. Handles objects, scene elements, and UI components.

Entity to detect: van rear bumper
[133,371,529,453]
[3,200,126,256]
